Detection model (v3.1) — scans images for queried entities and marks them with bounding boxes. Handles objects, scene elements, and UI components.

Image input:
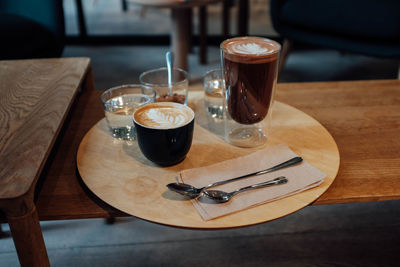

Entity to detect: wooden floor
[1,201,399,266]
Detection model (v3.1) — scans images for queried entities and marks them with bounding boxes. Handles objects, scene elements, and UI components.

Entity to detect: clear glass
[220,37,281,147]
[139,67,189,105]
[101,84,155,140]
[203,69,224,119]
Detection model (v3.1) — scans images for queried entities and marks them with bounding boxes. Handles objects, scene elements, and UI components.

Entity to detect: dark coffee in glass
[221,37,280,147]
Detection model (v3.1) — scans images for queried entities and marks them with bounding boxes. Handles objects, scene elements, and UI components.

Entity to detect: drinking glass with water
[203,69,224,119]
[101,85,156,140]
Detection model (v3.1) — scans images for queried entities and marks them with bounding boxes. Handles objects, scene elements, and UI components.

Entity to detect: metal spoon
[203,176,288,203]
[166,51,174,96]
[166,156,302,198]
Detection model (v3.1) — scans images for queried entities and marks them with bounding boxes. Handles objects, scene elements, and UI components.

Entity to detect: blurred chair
[0,0,65,60]
[270,0,400,73]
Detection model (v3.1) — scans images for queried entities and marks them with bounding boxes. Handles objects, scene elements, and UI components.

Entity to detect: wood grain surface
[76,95,340,228]
[26,79,400,223]
[276,80,400,205]
[0,58,91,199]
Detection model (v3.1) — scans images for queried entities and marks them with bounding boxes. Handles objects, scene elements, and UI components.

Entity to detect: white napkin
[179,144,326,220]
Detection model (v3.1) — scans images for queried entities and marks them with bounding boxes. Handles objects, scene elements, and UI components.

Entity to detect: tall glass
[220,37,281,147]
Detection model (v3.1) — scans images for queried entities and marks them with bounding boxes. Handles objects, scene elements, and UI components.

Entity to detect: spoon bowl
[203,176,288,203]
[166,183,202,198]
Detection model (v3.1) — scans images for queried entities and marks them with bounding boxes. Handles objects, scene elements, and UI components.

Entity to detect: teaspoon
[203,176,288,203]
[166,156,302,198]
[166,51,174,96]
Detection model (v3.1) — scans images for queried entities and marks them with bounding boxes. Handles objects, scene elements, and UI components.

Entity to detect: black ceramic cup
[133,102,195,166]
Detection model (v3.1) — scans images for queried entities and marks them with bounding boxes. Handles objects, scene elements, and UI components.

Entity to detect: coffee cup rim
[133,102,195,130]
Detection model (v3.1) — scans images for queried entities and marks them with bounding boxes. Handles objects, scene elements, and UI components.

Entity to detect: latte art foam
[143,107,187,128]
[231,43,271,55]
[221,37,280,64]
[134,102,194,129]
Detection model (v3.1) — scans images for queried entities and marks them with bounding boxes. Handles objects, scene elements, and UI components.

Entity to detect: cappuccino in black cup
[133,102,195,166]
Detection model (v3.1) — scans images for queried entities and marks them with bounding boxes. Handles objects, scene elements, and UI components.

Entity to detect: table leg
[238,0,249,36]
[122,0,128,12]
[222,0,231,39]
[7,205,49,267]
[199,6,207,64]
[75,0,87,38]
[188,8,193,53]
[171,8,191,71]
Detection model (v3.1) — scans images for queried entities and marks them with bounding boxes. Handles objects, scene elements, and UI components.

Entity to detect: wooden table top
[278,80,400,204]
[32,79,400,222]
[76,101,339,228]
[0,58,91,200]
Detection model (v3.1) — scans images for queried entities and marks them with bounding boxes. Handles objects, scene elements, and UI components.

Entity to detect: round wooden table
[77,90,340,229]
[127,0,223,70]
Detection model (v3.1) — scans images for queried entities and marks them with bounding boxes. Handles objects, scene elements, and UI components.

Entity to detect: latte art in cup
[221,36,280,64]
[134,102,194,129]
[133,102,195,166]
[229,42,273,55]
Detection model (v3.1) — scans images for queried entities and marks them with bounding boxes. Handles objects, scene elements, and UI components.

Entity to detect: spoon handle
[166,51,174,96]
[204,157,302,189]
[231,176,288,196]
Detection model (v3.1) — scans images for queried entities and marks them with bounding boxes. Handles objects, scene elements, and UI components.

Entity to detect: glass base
[109,126,136,140]
[205,105,224,119]
[228,127,267,148]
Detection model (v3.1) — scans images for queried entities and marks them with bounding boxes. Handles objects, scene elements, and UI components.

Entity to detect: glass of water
[203,69,224,119]
[101,84,155,140]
